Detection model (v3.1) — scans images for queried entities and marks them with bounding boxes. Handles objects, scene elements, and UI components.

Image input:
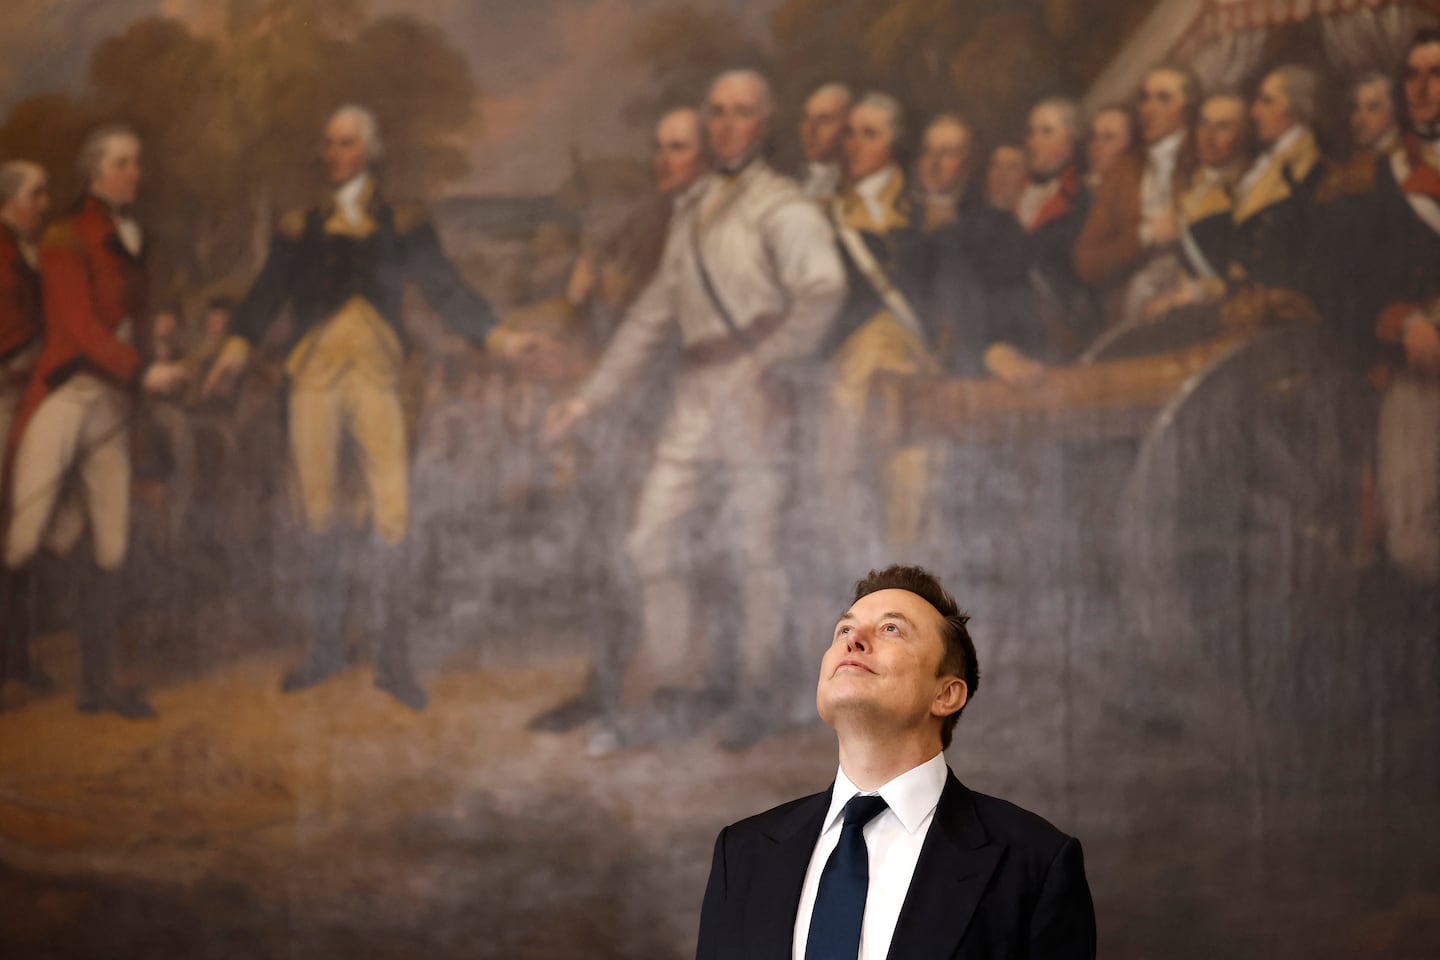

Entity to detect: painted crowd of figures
[0,32,1437,756]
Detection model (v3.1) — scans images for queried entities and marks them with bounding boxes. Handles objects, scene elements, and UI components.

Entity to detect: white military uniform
[578,160,845,695]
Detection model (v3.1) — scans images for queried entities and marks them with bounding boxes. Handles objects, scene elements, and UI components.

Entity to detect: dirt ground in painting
[0,615,1437,959]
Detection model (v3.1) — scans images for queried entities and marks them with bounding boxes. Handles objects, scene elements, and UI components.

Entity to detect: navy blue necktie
[805,794,890,960]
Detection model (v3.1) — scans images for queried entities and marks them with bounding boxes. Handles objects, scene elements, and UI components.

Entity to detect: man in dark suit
[697,564,1096,960]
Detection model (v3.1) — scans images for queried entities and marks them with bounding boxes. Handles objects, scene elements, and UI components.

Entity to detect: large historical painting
[1,0,1438,957]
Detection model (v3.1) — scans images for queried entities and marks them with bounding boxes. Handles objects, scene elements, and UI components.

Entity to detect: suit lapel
[885,773,1005,960]
[744,787,833,960]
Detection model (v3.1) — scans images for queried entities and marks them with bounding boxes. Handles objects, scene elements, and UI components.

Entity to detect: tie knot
[842,794,888,828]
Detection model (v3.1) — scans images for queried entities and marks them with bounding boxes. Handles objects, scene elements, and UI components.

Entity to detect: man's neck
[91,191,130,214]
[717,152,762,177]
[836,726,945,792]
[1148,129,1185,161]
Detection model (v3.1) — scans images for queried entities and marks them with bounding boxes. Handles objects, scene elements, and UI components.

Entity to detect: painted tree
[768,0,1152,148]
[624,4,773,126]
[0,5,481,299]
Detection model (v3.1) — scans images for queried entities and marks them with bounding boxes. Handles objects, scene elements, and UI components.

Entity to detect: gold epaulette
[278,207,309,240]
[1317,152,1378,203]
[390,199,430,235]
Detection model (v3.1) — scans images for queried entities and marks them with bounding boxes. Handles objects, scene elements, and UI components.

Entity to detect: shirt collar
[1148,130,1184,167]
[825,752,948,836]
[855,164,897,204]
[335,172,372,216]
[1264,124,1305,162]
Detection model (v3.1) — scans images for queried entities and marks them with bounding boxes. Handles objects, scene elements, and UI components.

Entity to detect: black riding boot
[282,531,350,692]
[1,564,54,697]
[370,539,426,711]
[77,563,156,719]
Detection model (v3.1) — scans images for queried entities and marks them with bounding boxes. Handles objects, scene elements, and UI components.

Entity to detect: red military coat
[0,222,42,369]
[7,195,148,460]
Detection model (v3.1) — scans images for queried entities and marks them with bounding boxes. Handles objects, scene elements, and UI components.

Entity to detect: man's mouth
[835,660,874,675]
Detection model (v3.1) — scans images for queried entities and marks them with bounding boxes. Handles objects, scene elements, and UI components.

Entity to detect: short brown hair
[851,564,978,750]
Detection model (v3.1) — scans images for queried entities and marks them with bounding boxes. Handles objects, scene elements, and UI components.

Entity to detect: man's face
[1250,74,1296,147]
[1137,70,1188,145]
[322,114,369,187]
[1025,104,1074,179]
[1403,42,1440,129]
[843,103,895,183]
[652,110,704,195]
[3,168,50,238]
[705,75,769,167]
[816,588,963,737]
[986,146,1027,210]
[1350,80,1396,149]
[1196,96,1247,168]
[917,121,971,196]
[1086,110,1131,180]
[92,135,142,208]
[800,88,849,163]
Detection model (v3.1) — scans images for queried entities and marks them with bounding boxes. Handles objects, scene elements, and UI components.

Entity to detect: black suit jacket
[696,770,1095,960]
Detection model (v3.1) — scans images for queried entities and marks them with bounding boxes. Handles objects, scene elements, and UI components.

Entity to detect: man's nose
[846,629,869,653]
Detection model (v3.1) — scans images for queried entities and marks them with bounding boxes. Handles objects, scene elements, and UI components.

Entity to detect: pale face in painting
[705,74,770,168]
[1403,42,1440,129]
[1086,109,1132,180]
[1349,79,1395,149]
[917,118,971,196]
[322,113,369,187]
[843,103,895,183]
[1250,74,1296,147]
[1026,104,1074,179]
[801,87,850,164]
[92,135,142,208]
[652,108,704,195]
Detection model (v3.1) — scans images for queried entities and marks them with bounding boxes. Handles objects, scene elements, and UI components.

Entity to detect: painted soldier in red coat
[0,159,50,695]
[2,126,188,718]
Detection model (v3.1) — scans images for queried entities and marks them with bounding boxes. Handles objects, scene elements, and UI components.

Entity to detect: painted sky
[0,0,779,196]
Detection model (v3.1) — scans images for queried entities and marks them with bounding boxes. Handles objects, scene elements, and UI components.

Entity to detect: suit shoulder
[277,207,311,240]
[968,789,1073,856]
[722,790,827,838]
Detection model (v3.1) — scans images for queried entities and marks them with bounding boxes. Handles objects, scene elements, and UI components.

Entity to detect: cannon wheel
[1116,323,1371,793]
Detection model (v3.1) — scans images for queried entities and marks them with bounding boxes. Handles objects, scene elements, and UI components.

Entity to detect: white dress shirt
[792,752,948,960]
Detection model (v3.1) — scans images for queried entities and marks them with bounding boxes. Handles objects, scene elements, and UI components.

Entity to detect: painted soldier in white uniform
[547,69,846,749]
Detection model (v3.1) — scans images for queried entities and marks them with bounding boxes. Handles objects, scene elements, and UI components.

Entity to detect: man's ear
[932,677,968,719]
